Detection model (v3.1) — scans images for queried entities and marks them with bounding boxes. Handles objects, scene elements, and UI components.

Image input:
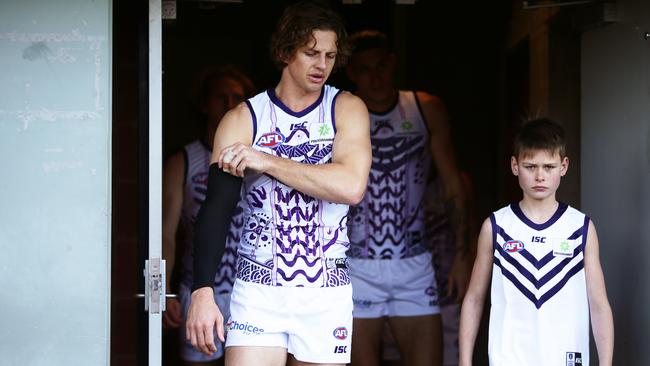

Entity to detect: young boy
[459,118,614,365]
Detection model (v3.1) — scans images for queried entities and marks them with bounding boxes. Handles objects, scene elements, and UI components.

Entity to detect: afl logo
[256,132,285,148]
[503,240,525,253]
[333,327,348,340]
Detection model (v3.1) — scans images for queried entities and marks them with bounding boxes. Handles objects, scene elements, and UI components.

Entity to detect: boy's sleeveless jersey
[348,91,432,259]
[179,140,243,294]
[238,85,350,288]
[489,203,590,366]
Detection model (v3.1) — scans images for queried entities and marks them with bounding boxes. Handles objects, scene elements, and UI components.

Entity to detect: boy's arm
[219,92,372,206]
[584,220,614,366]
[459,218,494,366]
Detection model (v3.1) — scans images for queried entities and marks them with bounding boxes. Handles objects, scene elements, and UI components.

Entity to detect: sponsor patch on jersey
[309,122,335,144]
[256,132,285,148]
[503,240,525,253]
[566,351,583,365]
[553,238,575,257]
[333,326,348,340]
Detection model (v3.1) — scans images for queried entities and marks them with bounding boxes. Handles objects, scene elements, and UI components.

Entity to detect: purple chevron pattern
[490,213,588,309]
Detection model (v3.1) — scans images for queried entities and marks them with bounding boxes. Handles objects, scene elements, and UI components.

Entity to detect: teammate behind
[459,118,614,365]
[162,65,255,365]
[345,30,471,366]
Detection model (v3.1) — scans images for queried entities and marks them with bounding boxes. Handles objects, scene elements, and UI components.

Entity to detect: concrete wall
[581,0,650,363]
[0,1,112,364]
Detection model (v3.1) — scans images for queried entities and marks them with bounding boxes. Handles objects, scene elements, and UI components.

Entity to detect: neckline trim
[510,202,568,231]
[267,87,325,118]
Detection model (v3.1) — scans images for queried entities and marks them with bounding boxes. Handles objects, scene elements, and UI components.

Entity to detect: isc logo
[256,132,285,148]
[531,236,546,243]
[333,327,348,340]
[503,240,525,253]
[334,346,347,354]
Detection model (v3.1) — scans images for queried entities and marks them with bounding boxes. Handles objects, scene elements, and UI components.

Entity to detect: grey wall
[581,0,650,364]
[0,1,112,365]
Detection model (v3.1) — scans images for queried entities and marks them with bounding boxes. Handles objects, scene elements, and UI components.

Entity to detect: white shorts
[178,283,231,362]
[350,252,440,318]
[225,279,353,364]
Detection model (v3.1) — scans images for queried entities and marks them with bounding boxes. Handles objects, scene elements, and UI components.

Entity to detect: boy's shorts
[178,283,231,362]
[225,279,353,364]
[350,252,440,318]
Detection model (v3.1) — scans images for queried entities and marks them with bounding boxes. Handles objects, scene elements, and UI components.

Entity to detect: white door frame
[148,0,163,365]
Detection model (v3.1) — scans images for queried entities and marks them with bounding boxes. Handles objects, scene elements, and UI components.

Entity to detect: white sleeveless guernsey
[489,202,589,366]
[237,85,350,287]
[180,140,242,295]
[348,91,432,259]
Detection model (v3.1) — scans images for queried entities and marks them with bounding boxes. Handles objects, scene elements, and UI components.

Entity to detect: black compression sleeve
[192,163,242,291]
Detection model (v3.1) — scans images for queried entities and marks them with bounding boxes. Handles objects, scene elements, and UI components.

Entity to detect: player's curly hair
[270,1,351,70]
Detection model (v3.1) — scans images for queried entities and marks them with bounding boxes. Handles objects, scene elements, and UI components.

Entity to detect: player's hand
[163,297,183,329]
[219,142,271,178]
[447,252,470,303]
[186,287,225,356]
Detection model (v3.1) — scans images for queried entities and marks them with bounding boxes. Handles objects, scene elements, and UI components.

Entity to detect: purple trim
[510,202,568,231]
[582,216,590,251]
[494,257,538,306]
[244,100,257,144]
[267,87,324,118]
[568,226,583,240]
[490,213,497,251]
[330,89,343,134]
[412,91,431,135]
[537,261,584,308]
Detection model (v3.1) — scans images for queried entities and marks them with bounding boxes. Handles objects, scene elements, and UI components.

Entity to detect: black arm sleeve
[192,163,242,291]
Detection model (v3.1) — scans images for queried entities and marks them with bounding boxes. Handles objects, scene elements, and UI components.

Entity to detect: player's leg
[350,317,384,366]
[225,346,287,366]
[387,314,443,366]
[440,304,460,365]
[348,258,390,366]
[385,252,442,366]
[287,353,345,366]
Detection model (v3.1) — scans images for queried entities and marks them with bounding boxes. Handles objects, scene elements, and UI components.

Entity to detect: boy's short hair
[349,30,391,55]
[513,118,567,158]
[270,1,351,70]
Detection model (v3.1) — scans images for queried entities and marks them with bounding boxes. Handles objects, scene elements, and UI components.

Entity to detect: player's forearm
[458,294,484,366]
[265,155,367,205]
[591,301,614,366]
